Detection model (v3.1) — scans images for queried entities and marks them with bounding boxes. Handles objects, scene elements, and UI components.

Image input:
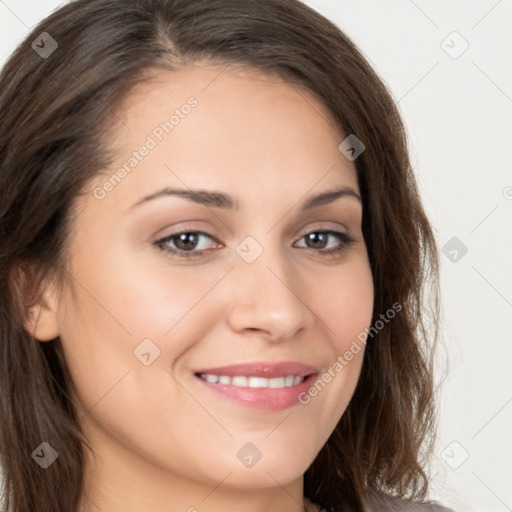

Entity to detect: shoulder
[365,494,455,512]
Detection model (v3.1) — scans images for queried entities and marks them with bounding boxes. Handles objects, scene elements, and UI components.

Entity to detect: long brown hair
[0,1,441,511]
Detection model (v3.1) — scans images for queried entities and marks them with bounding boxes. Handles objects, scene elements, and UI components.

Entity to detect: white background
[1,1,511,511]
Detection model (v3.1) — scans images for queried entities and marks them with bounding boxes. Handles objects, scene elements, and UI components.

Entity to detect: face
[34,62,374,503]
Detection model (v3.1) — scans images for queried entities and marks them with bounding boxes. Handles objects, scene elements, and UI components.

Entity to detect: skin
[27,62,374,512]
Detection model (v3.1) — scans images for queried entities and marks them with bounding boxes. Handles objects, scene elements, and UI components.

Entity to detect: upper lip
[194,361,319,378]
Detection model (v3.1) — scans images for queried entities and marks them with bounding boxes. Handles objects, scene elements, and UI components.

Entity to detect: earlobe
[18,267,61,342]
[24,292,60,342]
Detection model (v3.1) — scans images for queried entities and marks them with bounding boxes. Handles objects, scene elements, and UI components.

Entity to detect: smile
[193,361,319,411]
[198,374,305,388]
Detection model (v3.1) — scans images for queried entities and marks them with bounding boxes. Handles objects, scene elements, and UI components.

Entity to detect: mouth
[196,373,307,388]
[193,361,319,411]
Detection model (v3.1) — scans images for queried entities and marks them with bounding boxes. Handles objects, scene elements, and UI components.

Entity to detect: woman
[0,1,453,511]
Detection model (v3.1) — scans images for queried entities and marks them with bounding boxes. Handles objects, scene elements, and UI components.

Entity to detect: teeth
[268,377,285,388]
[199,374,305,388]
[248,376,268,388]
[231,376,248,386]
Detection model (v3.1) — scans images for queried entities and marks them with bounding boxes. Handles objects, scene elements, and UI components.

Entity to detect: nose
[225,243,316,343]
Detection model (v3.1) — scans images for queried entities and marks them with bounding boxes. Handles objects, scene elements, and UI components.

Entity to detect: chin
[220,445,314,489]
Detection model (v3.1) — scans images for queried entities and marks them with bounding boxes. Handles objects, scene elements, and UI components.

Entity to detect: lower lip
[195,374,317,411]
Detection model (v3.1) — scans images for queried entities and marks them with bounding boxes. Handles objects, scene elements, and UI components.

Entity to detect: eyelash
[153,229,356,259]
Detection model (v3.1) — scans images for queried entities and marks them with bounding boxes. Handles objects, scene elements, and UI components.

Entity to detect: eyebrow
[128,185,362,211]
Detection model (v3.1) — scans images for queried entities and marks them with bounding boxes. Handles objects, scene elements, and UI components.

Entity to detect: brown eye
[294,230,356,256]
[155,231,219,258]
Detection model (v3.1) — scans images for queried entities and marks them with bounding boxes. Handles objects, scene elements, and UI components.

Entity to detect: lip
[193,361,319,411]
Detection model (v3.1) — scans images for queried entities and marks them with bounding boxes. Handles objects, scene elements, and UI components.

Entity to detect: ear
[24,281,60,342]
[13,262,61,342]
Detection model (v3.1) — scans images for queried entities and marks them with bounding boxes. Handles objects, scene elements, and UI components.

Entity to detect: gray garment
[366,494,455,512]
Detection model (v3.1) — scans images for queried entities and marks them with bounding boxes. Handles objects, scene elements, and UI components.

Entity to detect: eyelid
[153,222,356,260]
[154,221,350,246]
[295,222,350,238]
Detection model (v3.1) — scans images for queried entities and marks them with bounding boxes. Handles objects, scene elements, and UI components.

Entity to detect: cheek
[54,257,232,480]
[317,255,374,349]
[55,250,229,408]
[300,256,374,431]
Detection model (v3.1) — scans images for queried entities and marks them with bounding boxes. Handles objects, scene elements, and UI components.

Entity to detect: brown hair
[0,1,441,511]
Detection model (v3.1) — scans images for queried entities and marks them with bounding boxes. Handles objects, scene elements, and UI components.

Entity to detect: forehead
[85,62,359,213]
